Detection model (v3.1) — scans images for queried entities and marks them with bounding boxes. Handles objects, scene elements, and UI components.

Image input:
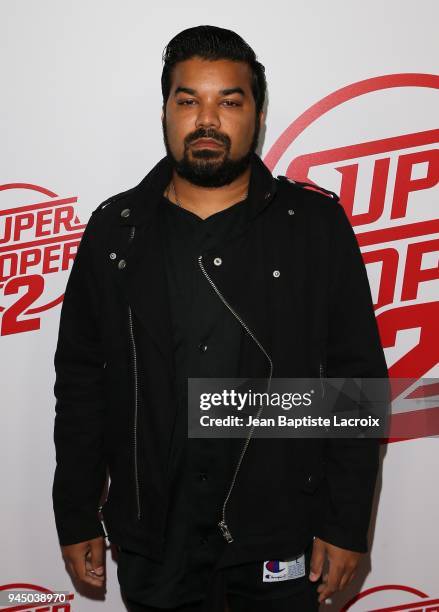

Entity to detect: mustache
[184,128,231,148]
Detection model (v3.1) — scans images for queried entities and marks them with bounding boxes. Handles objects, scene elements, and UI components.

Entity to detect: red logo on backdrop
[0,582,74,610]
[0,184,84,336]
[341,584,439,611]
[264,73,439,442]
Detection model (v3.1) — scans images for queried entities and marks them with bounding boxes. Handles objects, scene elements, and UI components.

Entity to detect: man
[52,25,389,611]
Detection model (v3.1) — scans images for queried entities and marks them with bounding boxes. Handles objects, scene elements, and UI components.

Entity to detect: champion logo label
[262,553,305,582]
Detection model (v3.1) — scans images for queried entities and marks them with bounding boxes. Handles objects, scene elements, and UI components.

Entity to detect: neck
[166,165,251,220]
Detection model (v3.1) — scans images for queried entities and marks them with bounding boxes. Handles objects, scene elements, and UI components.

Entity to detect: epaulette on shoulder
[94,186,137,213]
[276,175,340,202]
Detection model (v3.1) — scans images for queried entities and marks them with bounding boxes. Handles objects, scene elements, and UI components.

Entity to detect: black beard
[162,117,260,188]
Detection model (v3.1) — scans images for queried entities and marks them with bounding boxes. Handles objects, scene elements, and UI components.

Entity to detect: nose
[195,101,221,130]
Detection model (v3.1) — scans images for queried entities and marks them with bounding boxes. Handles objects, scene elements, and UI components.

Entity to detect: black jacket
[52,153,389,565]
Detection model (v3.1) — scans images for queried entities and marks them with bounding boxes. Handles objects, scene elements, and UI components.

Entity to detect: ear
[258,109,265,129]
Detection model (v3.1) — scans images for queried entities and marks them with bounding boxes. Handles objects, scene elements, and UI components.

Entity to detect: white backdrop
[1,1,438,610]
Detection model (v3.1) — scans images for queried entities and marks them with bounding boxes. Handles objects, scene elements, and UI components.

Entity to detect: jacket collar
[119,152,278,227]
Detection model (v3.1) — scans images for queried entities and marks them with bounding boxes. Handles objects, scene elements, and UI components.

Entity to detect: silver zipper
[198,254,274,543]
[128,305,141,520]
[127,225,141,520]
[97,504,109,538]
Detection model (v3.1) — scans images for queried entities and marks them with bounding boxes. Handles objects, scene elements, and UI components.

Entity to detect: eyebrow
[174,87,196,96]
[174,86,246,97]
[220,87,245,96]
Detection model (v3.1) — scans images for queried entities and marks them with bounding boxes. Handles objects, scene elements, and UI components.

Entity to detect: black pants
[124,577,321,611]
[122,549,323,612]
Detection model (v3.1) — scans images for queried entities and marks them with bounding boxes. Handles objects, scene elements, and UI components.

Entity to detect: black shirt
[117,193,250,608]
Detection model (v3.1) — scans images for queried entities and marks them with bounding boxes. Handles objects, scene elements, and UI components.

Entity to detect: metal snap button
[118,259,127,270]
[198,343,208,353]
[213,257,222,266]
[273,270,280,278]
[120,208,131,218]
[288,209,295,215]
[109,252,117,260]
[264,191,271,199]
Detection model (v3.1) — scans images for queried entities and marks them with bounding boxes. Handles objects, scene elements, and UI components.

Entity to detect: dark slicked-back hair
[161,25,267,115]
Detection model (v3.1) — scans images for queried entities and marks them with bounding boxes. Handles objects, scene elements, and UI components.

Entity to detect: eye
[177,99,196,106]
[222,100,241,107]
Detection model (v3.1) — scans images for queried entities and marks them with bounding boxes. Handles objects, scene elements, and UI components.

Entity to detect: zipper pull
[97,505,109,539]
[218,520,234,543]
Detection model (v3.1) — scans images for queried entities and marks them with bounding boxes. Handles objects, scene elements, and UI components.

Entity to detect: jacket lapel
[122,215,175,368]
[110,157,175,368]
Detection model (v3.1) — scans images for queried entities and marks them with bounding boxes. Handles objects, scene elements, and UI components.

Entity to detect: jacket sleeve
[52,211,107,546]
[314,201,390,553]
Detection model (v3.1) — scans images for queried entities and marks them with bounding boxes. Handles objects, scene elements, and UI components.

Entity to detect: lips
[191,138,224,148]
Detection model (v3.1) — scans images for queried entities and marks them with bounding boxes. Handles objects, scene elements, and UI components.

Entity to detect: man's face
[162,57,263,187]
